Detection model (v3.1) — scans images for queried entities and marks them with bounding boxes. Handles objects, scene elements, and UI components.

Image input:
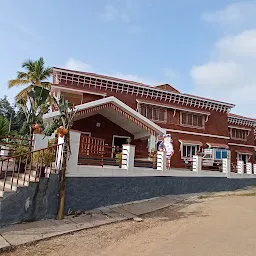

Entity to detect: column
[237,160,244,174]
[157,151,166,172]
[246,163,252,174]
[222,158,231,177]
[122,144,135,171]
[192,155,202,174]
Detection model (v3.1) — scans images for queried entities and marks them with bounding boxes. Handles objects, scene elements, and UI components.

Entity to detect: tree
[0,116,10,137]
[8,57,52,102]
[44,94,76,220]
[17,86,51,145]
[0,96,15,121]
[55,95,76,220]
[0,96,27,133]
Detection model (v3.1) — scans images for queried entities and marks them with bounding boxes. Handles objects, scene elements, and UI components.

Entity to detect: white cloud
[191,2,256,116]
[63,58,160,86]
[216,30,256,59]
[64,58,92,72]
[201,1,256,26]
[190,28,256,116]
[191,61,241,89]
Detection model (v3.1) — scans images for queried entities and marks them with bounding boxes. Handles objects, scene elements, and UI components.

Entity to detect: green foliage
[33,149,55,166]
[33,138,56,166]
[16,85,51,137]
[0,96,25,132]
[43,118,61,136]
[14,146,30,163]
[8,57,52,102]
[0,115,9,136]
[0,96,15,120]
[115,152,122,165]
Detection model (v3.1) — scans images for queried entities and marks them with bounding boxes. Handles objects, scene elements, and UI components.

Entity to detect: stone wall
[65,176,256,212]
[1,175,256,228]
[0,175,59,228]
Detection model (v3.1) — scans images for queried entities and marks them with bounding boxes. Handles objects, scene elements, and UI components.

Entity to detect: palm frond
[17,71,29,80]
[8,79,30,88]
[22,59,34,72]
[15,85,34,102]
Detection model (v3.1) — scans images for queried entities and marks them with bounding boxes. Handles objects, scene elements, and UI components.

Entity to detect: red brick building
[48,67,256,169]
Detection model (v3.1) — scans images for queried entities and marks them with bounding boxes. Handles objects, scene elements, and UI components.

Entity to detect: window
[139,104,167,122]
[180,112,204,128]
[215,149,228,159]
[230,128,249,140]
[182,145,198,158]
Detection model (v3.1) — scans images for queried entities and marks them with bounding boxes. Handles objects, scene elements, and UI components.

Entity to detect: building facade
[48,67,256,169]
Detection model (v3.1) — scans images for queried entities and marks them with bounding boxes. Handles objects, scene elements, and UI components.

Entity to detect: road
[3,191,256,256]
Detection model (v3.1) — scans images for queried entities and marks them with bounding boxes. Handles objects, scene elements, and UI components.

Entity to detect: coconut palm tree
[8,57,52,102]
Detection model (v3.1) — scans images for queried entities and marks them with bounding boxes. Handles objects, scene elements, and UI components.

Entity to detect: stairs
[0,169,53,198]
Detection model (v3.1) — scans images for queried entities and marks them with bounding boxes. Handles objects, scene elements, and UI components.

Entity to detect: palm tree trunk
[57,133,69,220]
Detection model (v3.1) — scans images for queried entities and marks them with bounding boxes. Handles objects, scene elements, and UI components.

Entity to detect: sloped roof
[155,84,180,93]
[228,113,256,122]
[43,96,165,136]
[52,67,235,108]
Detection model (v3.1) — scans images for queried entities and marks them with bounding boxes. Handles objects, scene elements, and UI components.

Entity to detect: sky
[1,0,256,117]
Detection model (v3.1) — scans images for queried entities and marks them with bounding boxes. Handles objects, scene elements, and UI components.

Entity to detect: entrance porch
[43,96,165,168]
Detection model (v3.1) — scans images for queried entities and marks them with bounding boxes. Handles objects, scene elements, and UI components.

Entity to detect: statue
[158,134,174,170]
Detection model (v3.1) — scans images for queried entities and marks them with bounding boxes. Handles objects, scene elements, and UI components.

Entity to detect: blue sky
[1,0,256,116]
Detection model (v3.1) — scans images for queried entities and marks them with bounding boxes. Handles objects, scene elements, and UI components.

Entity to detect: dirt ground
[3,190,256,256]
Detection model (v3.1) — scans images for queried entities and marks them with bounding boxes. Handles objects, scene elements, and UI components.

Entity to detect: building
[46,67,256,169]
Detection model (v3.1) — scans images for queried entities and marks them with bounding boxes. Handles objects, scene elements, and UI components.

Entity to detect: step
[10,177,30,187]
[0,180,17,191]
[23,170,37,176]
[16,173,37,180]
[0,185,13,198]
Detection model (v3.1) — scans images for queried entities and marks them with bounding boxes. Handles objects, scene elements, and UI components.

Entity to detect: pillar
[157,151,166,172]
[253,164,256,175]
[192,155,202,174]
[222,158,231,177]
[237,160,244,174]
[246,163,252,174]
[122,144,135,171]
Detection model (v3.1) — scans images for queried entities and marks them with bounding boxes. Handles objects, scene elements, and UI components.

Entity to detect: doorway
[238,154,249,164]
[112,135,130,157]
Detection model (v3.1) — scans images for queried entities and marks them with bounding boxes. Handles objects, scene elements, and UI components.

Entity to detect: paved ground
[0,194,193,251]
[2,188,256,256]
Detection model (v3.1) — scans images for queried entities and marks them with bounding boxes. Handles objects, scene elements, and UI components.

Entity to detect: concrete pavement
[0,193,198,252]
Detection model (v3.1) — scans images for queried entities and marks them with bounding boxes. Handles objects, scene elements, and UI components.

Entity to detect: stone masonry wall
[0,175,59,228]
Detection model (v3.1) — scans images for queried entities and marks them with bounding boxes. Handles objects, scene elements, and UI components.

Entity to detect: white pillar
[33,133,52,151]
[192,155,202,174]
[121,144,135,171]
[237,160,244,174]
[246,163,252,174]
[66,131,81,175]
[253,164,256,175]
[157,151,166,172]
[222,158,231,177]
